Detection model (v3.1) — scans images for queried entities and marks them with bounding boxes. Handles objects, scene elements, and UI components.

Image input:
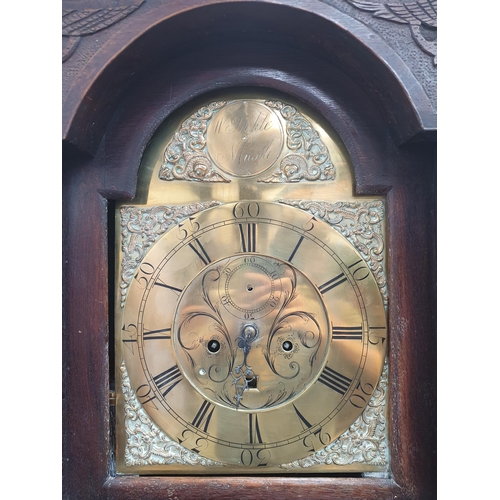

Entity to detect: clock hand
[232,324,258,407]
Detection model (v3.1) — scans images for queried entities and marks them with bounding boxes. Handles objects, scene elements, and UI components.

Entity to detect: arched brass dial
[120,201,387,468]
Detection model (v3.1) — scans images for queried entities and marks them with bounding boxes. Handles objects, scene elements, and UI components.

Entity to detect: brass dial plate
[120,201,387,468]
[115,91,388,474]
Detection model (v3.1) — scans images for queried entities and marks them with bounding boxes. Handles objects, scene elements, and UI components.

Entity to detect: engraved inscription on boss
[121,201,387,467]
[206,101,284,177]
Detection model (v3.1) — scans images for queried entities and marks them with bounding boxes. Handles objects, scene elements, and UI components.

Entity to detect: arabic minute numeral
[136,384,158,409]
[240,448,270,467]
[368,326,387,345]
[232,201,260,219]
[177,217,200,240]
[133,262,155,289]
[348,259,370,281]
[178,429,208,454]
[121,323,137,353]
[349,380,375,409]
[301,216,317,232]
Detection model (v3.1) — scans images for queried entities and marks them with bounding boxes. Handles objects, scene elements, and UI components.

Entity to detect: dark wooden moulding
[62,1,436,498]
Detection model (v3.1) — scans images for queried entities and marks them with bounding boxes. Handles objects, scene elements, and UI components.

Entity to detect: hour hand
[232,324,258,405]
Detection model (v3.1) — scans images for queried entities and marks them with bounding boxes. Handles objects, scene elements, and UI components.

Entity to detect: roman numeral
[248,413,263,444]
[238,223,257,253]
[318,272,347,294]
[287,235,304,262]
[191,400,215,433]
[153,365,183,397]
[318,366,352,396]
[188,238,211,265]
[143,328,171,341]
[292,404,313,430]
[331,325,363,341]
[154,279,183,294]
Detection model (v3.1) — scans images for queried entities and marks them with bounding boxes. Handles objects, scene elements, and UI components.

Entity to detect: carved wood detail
[345,0,437,64]
[62,1,144,61]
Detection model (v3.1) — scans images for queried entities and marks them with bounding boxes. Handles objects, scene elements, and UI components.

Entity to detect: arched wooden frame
[62,1,436,498]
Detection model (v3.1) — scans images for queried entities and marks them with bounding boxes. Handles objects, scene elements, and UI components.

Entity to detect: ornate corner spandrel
[159,102,231,183]
[258,101,336,183]
[119,201,221,306]
[279,199,388,306]
[120,362,225,468]
[279,359,389,469]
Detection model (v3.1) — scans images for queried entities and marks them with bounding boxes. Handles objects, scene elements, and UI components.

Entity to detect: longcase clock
[62,1,436,498]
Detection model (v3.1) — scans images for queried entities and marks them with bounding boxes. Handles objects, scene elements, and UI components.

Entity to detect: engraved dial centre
[172,254,330,411]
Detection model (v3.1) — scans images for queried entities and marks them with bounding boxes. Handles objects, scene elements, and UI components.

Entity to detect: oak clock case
[115,94,389,475]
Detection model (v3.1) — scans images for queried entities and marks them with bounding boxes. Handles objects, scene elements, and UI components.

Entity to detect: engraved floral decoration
[175,267,236,394]
[119,201,220,306]
[279,199,388,305]
[158,99,336,183]
[120,362,224,467]
[279,360,389,469]
[159,101,230,182]
[258,101,336,183]
[262,265,323,383]
[174,257,324,410]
